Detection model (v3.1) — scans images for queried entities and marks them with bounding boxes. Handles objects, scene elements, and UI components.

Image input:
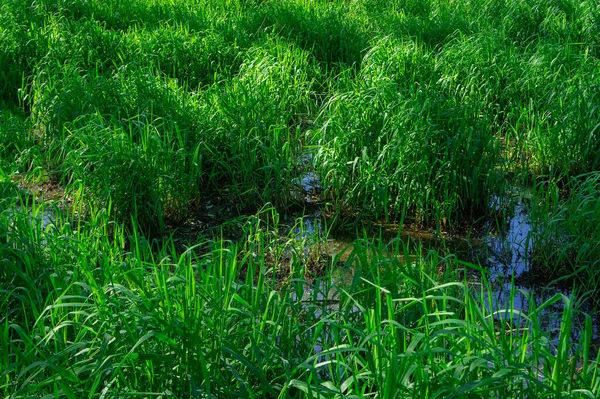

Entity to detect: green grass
[529,173,600,295]
[1,0,600,397]
[1,200,598,397]
[314,37,502,224]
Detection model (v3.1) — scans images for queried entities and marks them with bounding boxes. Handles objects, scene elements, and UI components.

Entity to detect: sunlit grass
[529,173,600,297]
[1,0,600,397]
[1,200,598,397]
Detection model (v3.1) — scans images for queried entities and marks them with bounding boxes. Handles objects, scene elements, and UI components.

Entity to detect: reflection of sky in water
[291,152,322,204]
[481,198,533,323]
[291,214,323,238]
[486,199,530,279]
[7,206,55,230]
[302,171,321,192]
[290,171,322,203]
[5,206,56,246]
[479,196,599,346]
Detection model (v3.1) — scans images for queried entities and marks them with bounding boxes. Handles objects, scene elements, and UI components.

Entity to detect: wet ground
[9,164,599,354]
[286,165,600,353]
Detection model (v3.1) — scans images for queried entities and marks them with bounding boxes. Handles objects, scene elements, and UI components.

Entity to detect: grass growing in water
[529,173,600,297]
[314,37,502,224]
[1,199,598,397]
[1,0,600,397]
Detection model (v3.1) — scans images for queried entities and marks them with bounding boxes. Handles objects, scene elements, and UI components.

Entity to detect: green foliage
[30,66,205,230]
[261,1,370,68]
[205,38,319,209]
[315,38,501,224]
[0,2,45,107]
[1,205,598,397]
[0,110,34,172]
[529,173,600,294]
[1,0,600,397]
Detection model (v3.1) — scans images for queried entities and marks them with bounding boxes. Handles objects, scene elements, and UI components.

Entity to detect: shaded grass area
[2,0,600,397]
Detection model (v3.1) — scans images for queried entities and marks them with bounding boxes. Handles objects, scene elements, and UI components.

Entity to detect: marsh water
[287,167,599,350]
[6,205,55,230]
[12,168,598,352]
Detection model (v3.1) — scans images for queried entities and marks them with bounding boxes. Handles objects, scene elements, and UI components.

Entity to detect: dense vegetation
[1,0,599,397]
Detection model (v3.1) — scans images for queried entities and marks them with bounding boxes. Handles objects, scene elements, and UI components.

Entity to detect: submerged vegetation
[1,0,600,397]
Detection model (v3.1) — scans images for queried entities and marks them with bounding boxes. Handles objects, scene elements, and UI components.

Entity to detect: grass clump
[438,31,600,180]
[0,110,35,172]
[315,38,501,225]
[529,172,600,296]
[206,38,320,210]
[261,0,370,69]
[30,36,319,224]
[30,65,205,231]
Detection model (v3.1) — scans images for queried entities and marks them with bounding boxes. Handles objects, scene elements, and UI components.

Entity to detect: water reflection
[285,192,599,350]
[6,205,55,231]
[486,198,530,280]
[473,195,599,347]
